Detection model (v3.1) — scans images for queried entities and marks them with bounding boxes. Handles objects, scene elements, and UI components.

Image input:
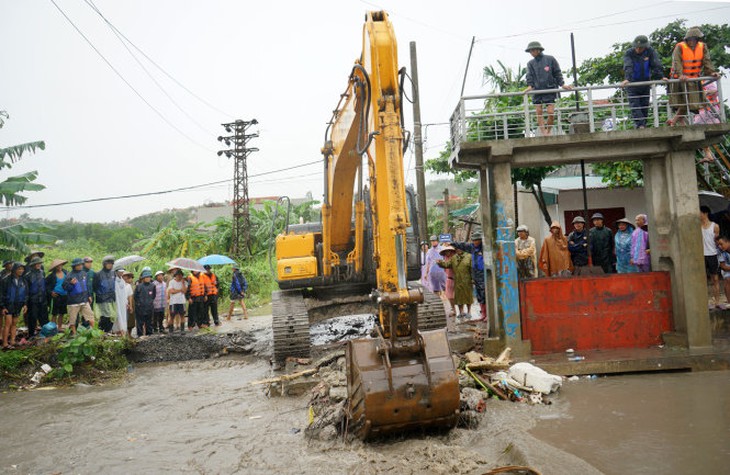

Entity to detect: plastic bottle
[567,356,585,362]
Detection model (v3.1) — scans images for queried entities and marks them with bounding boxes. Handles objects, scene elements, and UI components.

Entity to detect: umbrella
[166,257,205,273]
[699,191,730,214]
[198,254,236,266]
[113,255,146,271]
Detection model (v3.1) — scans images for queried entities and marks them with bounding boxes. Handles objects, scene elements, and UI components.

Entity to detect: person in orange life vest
[201,265,221,326]
[186,270,207,329]
[667,26,719,126]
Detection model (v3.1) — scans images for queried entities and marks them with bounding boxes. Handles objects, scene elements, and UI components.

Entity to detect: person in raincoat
[515,225,537,280]
[589,213,614,274]
[539,221,573,277]
[113,268,129,336]
[614,218,638,274]
[437,247,473,319]
[423,235,446,295]
[439,246,457,318]
[631,214,651,272]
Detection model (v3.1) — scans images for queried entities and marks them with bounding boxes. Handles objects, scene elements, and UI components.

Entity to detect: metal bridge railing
[449,77,725,151]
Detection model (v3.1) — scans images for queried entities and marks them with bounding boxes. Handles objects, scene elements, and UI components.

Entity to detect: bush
[53,327,132,376]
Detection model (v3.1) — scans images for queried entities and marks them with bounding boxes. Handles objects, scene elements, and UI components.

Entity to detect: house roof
[529,176,608,193]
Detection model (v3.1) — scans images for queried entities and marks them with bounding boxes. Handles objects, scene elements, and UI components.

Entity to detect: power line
[84,0,218,137]
[2,160,321,211]
[83,1,233,119]
[48,0,214,152]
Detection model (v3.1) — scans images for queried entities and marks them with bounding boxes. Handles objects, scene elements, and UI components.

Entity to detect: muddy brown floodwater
[1,315,729,474]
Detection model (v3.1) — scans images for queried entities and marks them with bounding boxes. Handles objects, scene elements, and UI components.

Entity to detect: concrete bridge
[448,77,730,356]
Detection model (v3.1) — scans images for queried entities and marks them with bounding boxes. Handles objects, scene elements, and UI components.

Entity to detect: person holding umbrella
[167,269,188,333]
[227,264,249,321]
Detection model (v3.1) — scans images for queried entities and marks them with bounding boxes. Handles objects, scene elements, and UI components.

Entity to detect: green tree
[0,111,54,256]
[579,20,730,188]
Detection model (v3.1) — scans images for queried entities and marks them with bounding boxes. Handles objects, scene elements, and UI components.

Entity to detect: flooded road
[1,315,728,474]
[531,371,730,474]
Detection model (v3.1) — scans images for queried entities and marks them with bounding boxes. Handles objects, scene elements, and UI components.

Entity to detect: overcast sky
[1,0,728,223]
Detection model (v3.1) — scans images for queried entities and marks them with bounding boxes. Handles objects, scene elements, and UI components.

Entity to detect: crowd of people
[420,213,656,322]
[524,27,720,136]
[420,232,487,325]
[0,253,250,349]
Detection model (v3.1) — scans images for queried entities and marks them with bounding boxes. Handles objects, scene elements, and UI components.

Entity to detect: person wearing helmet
[1,262,28,349]
[568,216,589,271]
[227,264,249,321]
[668,26,719,126]
[539,222,572,277]
[152,271,167,333]
[63,258,95,335]
[524,40,572,136]
[515,225,537,280]
[621,35,666,129]
[589,213,614,273]
[94,255,116,333]
[133,269,156,337]
[24,256,48,339]
[1,260,13,280]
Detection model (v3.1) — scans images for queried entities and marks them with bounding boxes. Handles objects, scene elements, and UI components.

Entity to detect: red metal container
[520,272,673,354]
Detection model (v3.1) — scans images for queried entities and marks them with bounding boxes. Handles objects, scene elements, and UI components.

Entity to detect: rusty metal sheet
[520,272,673,354]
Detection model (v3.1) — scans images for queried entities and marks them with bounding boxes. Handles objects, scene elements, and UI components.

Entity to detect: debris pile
[251,346,564,440]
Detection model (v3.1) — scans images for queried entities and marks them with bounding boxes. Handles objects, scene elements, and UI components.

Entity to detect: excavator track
[272,290,310,364]
[412,281,448,331]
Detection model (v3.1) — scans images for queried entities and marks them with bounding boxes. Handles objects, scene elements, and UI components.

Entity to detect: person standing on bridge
[539,222,572,277]
[621,35,666,129]
[524,41,572,136]
[667,27,719,126]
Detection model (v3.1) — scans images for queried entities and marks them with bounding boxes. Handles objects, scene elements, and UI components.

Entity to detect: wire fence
[450,77,725,148]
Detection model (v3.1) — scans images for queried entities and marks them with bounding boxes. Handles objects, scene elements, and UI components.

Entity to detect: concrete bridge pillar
[643,150,712,348]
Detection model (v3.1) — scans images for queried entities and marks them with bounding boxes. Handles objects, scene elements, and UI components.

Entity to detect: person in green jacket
[437,247,473,320]
[589,213,614,273]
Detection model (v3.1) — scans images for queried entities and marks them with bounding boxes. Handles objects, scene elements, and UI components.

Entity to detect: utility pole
[217,119,258,257]
[442,188,450,234]
[409,41,428,241]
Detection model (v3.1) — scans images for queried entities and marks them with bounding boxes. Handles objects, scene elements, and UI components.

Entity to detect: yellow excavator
[272,11,459,439]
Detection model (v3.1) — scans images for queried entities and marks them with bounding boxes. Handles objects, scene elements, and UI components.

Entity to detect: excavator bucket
[345,328,460,439]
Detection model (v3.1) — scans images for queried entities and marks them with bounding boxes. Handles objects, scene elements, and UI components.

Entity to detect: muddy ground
[0,314,612,475]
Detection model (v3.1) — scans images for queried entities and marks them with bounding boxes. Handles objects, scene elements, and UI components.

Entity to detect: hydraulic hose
[351,64,374,156]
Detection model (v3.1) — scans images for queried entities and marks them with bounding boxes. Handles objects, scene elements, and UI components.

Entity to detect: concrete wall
[516,186,647,263]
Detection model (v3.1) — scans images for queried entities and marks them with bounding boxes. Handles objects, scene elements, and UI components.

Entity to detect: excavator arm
[321,11,460,440]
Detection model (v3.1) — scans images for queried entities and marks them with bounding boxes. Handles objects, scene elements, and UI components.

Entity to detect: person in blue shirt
[63,258,95,335]
[567,216,589,271]
[621,35,666,129]
[45,259,68,332]
[227,264,249,321]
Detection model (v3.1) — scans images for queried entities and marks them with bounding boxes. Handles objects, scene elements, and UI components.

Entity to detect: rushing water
[531,371,730,474]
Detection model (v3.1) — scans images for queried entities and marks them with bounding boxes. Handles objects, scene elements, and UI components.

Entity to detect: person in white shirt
[166,270,188,333]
